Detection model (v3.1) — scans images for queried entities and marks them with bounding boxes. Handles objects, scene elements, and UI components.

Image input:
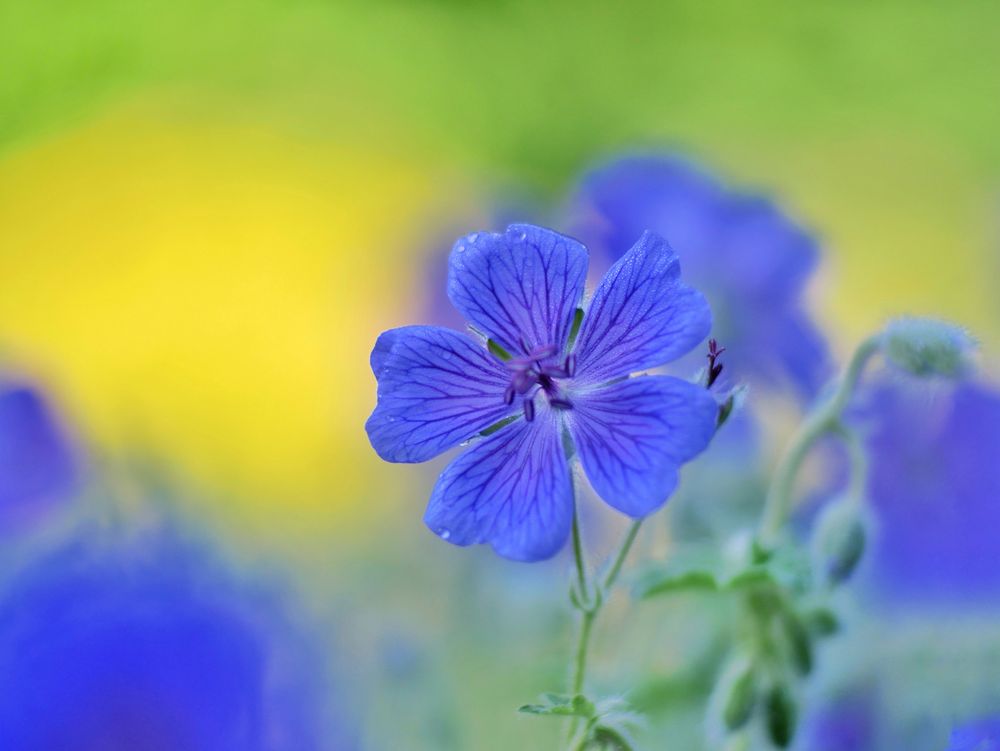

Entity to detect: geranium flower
[858,379,1000,603]
[567,154,830,400]
[366,224,718,561]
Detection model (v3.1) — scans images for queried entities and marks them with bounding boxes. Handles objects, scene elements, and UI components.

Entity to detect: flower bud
[712,655,757,732]
[765,683,797,748]
[813,496,866,586]
[882,317,975,379]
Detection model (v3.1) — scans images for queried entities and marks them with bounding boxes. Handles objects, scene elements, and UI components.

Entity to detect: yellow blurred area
[0,100,457,540]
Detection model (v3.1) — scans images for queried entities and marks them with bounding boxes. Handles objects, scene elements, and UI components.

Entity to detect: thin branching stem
[758,334,881,548]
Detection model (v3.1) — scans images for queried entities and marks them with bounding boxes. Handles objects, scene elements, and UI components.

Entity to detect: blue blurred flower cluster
[0,377,352,751]
[567,154,831,399]
[0,526,341,751]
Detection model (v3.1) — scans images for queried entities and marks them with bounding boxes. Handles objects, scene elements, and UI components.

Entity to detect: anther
[523,396,536,422]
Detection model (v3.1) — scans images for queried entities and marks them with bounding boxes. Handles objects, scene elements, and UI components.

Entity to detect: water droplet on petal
[468,233,479,244]
[440,529,451,540]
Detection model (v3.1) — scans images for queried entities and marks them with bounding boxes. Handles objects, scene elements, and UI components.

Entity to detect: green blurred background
[1,1,998,747]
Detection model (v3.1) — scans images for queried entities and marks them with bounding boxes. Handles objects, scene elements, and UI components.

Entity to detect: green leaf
[633,563,718,599]
[589,724,636,750]
[518,693,595,719]
[801,607,840,637]
[727,545,813,595]
[724,565,776,591]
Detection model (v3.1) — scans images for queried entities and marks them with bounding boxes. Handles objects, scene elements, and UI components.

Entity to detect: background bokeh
[2,2,999,749]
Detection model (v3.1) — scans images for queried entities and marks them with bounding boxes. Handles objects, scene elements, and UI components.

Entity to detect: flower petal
[365,326,514,463]
[572,231,711,384]
[424,413,572,562]
[447,224,588,356]
[569,376,717,517]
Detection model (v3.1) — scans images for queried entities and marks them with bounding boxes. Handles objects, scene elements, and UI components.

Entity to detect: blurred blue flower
[797,691,877,751]
[948,716,1000,751]
[567,154,830,399]
[367,224,718,561]
[0,527,343,751]
[0,382,79,528]
[858,379,1000,603]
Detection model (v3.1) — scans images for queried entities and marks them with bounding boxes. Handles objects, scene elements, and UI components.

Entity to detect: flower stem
[572,509,588,604]
[603,520,643,591]
[571,609,595,696]
[757,334,881,548]
[569,515,644,696]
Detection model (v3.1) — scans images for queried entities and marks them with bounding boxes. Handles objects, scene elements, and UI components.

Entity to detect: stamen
[706,338,726,388]
[523,396,536,422]
[500,342,575,413]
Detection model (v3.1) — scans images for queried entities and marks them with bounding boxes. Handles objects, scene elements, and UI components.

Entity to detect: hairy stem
[758,335,881,548]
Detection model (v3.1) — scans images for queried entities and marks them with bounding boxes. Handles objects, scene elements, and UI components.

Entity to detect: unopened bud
[882,317,975,379]
[713,656,757,732]
[813,497,866,586]
[765,683,797,749]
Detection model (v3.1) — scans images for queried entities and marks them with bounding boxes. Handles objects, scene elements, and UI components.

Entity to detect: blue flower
[567,154,830,399]
[0,382,79,528]
[366,224,718,561]
[796,689,878,751]
[948,716,1000,751]
[0,527,343,751]
[857,379,1000,603]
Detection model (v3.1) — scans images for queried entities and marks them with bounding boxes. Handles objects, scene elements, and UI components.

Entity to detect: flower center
[502,344,575,421]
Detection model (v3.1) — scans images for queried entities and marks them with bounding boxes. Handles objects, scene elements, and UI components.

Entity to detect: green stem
[603,520,642,591]
[571,610,595,695]
[832,422,868,504]
[572,508,588,603]
[757,335,881,548]
[569,516,643,696]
